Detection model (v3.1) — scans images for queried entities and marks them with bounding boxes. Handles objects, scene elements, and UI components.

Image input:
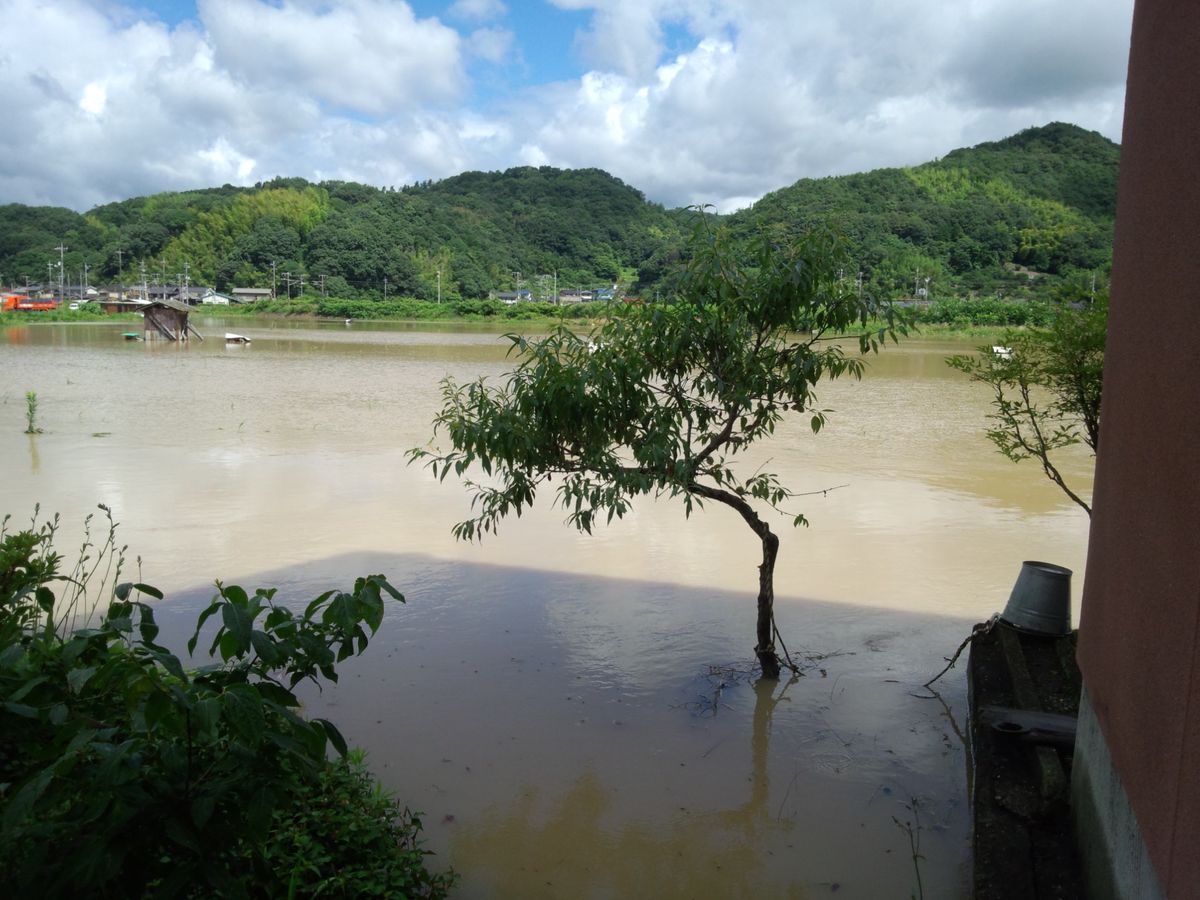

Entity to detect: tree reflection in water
[452,677,811,900]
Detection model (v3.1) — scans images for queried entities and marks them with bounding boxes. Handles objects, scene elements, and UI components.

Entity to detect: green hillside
[727,122,1119,302]
[0,168,683,302]
[0,123,1117,308]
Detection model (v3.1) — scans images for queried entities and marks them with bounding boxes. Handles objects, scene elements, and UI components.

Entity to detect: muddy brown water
[2,318,1092,898]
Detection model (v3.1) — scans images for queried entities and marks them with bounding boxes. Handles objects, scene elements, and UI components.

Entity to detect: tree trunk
[687,480,785,679]
[756,528,782,680]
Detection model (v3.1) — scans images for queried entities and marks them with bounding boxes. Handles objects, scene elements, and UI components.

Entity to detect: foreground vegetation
[0,510,453,899]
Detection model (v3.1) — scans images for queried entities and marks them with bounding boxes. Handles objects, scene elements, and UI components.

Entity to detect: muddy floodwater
[2,318,1093,898]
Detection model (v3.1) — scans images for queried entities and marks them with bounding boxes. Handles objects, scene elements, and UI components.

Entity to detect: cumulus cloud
[198,0,464,114]
[467,26,515,63]
[510,0,1133,210]
[0,0,1133,212]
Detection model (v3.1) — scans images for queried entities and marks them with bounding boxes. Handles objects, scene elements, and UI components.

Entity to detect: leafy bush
[914,296,1057,327]
[0,511,453,899]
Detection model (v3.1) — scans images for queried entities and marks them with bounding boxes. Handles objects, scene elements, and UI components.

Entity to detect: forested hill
[0,122,1117,303]
[727,122,1119,299]
[0,167,680,302]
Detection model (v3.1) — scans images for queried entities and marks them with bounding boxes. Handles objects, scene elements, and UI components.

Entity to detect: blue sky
[0,0,1135,211]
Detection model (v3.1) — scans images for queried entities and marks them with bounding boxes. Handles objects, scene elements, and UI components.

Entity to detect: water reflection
[445,679,816,900]
[26,433,40,474]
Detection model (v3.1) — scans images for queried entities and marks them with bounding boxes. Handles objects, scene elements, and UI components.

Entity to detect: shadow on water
[157,552,976,900]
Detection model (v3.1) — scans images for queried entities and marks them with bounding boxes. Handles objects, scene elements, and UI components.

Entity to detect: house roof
[145,299,191,313]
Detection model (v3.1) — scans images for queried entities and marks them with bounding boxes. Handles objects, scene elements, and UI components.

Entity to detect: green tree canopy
[412,221,903,678]
[947,293,1106,514]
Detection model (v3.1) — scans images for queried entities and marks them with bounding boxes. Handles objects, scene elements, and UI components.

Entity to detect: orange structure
[1,294,57,312]
[1072,2,1200,897]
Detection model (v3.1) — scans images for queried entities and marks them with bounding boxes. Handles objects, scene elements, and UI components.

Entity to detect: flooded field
[1,318,1093,898]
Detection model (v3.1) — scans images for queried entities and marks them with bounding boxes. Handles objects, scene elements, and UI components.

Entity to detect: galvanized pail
[1000,561,1073,635]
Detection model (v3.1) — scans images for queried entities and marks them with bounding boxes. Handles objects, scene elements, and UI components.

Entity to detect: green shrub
[0,510,453,899]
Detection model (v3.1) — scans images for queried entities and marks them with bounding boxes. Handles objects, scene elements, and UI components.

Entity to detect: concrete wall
[1073,1,1200,896]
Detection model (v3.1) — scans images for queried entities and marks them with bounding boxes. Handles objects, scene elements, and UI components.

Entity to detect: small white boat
[225,332,251,344]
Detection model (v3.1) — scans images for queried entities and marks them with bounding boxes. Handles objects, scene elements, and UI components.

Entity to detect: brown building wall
[1076,0,1200,895]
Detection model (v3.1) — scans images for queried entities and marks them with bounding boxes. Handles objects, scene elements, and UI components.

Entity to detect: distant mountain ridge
[0,122,1117,303]
[726,122,1118,299]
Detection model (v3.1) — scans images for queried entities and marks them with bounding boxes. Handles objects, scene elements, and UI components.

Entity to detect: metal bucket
[1000,561,1073,635]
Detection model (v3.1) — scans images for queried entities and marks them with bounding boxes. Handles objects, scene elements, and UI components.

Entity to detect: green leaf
[218,631,240,662]
[67,666,97,694]
[149,648,186,681]
[248,628,278,667]
[8,675,49,702]
[193,696,221,739]
[304,590,336,620]
[143,690,174,730]
[164,818,202,855]
[188,600,221,656]
[314,717,348,757]
[4,701,39,719]
[191,795,217,829]
[222,685,265,746]
[137,604,160,644]
[2,768,54,828]
[222,584,249,606]
[255,682,300,709]
[220,601,253,657]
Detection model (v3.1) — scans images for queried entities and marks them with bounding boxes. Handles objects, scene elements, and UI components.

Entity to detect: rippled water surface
[2,318,1092,898]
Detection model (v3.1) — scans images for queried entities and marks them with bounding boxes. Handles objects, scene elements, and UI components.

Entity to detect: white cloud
[467,26,515,63]
[197,0,464,115]
[507,0,1133,210]
[0,0,1134,212]
[79,82,107,117]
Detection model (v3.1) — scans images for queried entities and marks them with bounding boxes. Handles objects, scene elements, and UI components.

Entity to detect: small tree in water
[411,221,902,679]
[947,292,1106,516]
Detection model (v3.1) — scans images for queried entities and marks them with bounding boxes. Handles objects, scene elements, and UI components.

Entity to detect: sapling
[24,391,42,434]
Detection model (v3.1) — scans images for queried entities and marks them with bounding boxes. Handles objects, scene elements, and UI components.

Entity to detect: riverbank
[2,304,1018,342]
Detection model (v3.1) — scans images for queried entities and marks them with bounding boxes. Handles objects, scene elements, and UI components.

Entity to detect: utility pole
[553,269,558,305]
[116,247,125,301]
[320,274,327,298]
[140,260,148,303]
[82,262,89,301]
[271,261,277,299]
[383,276,388,301]
[297,274,305,297]
[47,262,52,293]
[182,262,190,304]
[55,243,67,304]
[160,255,167,287]
[436,269,441,303]
[283,271,292,299]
